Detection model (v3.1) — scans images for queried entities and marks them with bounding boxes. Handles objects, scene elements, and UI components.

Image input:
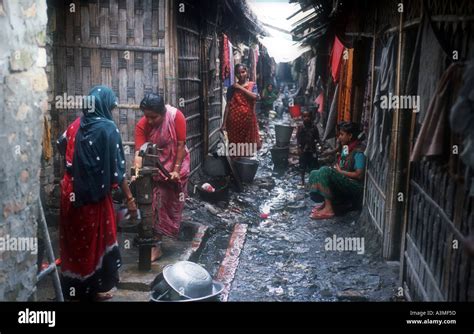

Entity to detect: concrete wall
[0,0,48,301]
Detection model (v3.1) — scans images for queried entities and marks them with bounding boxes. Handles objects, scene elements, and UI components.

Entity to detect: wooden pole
[384,1,404,260]
[165,0,179,106]
[362,8,377,208]
[399,1,425,290]
[201,16,210,155]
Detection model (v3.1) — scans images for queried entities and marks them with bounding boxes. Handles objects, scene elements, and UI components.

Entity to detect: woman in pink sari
[134,93,190,260]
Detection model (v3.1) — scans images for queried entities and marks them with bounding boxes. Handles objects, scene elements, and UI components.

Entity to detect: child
[261,83,278,118]
[297,109,320,185]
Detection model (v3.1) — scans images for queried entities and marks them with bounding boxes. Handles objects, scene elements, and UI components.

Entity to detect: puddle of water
[259,182,302,216]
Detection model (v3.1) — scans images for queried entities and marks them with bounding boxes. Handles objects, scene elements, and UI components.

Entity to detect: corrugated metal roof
[289,0,335,44]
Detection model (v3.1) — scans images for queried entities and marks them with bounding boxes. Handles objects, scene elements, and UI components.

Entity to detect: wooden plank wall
[48,0,166,177]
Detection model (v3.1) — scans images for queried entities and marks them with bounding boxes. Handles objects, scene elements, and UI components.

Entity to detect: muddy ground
[37,113,401,302]
[186,116,400,302]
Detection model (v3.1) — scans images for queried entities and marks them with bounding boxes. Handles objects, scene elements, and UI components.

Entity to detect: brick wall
[0,0,48,301]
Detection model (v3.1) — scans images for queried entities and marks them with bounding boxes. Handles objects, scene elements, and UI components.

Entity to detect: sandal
[310,211,335,220]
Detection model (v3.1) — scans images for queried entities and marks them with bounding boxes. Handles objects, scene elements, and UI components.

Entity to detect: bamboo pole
[399,1,425,289]
[362,8,377,209]
[201,19,210,155]
[384,1,404,260]
[165,0,179,106]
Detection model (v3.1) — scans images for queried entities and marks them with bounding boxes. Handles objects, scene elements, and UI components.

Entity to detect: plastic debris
[201,182,216,193]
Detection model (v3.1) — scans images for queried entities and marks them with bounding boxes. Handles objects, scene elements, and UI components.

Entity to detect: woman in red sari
[222,63,261,156]
[134,93,190,261]
[59,86,137,301]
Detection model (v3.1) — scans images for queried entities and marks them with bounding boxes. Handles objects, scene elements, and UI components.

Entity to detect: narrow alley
[1,1,473,328]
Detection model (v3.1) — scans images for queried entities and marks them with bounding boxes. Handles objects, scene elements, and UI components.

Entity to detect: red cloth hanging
[315,92,324,114]
[330,36,344,82]
[221,34,230,81]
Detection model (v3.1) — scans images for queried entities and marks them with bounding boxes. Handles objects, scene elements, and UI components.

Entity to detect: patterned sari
[309,140,365,203]
[225,82,261,152]
[60,86,124,300]
[148,105,190,238]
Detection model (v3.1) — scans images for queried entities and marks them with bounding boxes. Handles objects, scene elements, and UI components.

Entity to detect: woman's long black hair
[340,122,365,141]
[140,93,165,115]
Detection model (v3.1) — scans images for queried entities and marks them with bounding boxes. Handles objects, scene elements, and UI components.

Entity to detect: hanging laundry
[221,34,230,81]
[305,56,317,95]
[248,44,259,82]
[209,32,218,74]
[330,36,345,82]
[315,92,324,114]
[229,39,235,85]
[410,63,463,161]
[323,84,339,140]
[254,45,260,82]
[360,49,374,138]
[417,16,448,124]
[450,61,474,195]
[411,63,465,161]
[365,35,397,160]
[337,48,354,122]
[234,49,242,67]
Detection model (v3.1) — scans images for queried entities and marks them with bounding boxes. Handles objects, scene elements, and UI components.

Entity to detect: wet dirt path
[189,115,400,301]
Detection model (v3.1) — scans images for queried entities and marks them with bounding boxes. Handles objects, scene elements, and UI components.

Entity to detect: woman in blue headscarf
[59,86,136,301]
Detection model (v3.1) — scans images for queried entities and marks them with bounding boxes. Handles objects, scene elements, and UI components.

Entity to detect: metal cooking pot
[155,261,224,301]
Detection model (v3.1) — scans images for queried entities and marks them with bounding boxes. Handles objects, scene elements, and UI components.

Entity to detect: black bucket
[203,155,229,177]
[270,145,289,168]
[275,124,294,147]
[233,158,259,183]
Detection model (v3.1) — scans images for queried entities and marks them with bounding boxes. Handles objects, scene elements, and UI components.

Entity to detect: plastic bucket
[289,105,301,118]
[203,155,229,177]
[233,158,259,183]
[275,124,294,147]
[270,145,289,168]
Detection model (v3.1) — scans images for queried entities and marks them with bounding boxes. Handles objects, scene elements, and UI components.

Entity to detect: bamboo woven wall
[401,1,474,301]
[200,18,222,151]
[404,161,474,301]
[364,139,391,238]
[48,0,167,178]
[177,8,203,175]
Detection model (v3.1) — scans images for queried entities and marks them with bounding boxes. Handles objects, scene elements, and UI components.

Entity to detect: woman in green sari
[309,122,365,219]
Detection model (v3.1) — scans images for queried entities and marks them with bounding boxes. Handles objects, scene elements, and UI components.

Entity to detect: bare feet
[151,246,163,262]
[311,203,325,213]
[310,209,335,220]
[95,291,114,301]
